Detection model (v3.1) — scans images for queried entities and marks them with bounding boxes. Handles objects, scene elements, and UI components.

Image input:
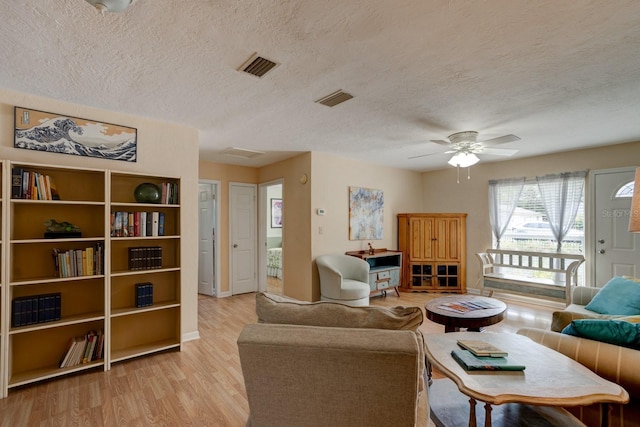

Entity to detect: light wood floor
[0,291,555,426]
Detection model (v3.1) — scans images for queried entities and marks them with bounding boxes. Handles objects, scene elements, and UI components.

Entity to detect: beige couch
[516,287,640,427]
[237,293,428,427]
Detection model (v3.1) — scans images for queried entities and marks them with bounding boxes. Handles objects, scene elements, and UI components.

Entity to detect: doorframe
[198,179,221,297]
[259,179,284,292]
[588,166,636,286]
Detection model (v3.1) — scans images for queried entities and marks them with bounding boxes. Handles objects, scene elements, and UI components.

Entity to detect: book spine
[11,167,23,199]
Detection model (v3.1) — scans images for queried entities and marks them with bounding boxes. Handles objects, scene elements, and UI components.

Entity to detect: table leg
[601,403,610,427]
[468,397,477,427]
[484,403,493,427]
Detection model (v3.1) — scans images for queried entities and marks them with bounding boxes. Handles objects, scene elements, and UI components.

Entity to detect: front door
[592,167,639,285]
[230,182,258,295]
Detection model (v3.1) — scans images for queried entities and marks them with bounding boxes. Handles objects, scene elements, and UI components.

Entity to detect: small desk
[424,332,629,427]
[425,295,507,332]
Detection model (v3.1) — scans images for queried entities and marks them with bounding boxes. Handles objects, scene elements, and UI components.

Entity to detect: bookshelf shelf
[9,312,105,334]
[111,302,181,317]
[8,360,105,389]
[110,339,181,364]
[0,161,181,398]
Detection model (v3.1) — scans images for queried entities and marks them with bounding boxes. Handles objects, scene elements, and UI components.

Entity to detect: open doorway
[260,180,284,295]
[198,180,220,296]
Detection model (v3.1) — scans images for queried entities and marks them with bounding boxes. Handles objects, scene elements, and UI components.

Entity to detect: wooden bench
[476,249,585,305]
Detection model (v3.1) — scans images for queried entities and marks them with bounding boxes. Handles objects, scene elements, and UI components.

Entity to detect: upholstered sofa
[517,277,640,427]
[237,292,428,427]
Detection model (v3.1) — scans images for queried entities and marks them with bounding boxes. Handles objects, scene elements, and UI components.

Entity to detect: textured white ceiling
[1,0,639,171]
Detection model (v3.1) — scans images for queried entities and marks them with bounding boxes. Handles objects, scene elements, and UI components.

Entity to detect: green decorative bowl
[134,183,161,203]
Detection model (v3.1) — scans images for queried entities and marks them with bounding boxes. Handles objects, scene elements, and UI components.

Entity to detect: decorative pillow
[255,292,423,331]
[584,276,640,315]
[561,319,640,349]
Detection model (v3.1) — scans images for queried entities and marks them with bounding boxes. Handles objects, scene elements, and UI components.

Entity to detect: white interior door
[592,168,639,285]
[230,182,258,295]
[198,182,215,295]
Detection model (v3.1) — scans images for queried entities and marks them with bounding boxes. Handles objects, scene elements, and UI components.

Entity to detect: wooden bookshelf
[0,162,181,397]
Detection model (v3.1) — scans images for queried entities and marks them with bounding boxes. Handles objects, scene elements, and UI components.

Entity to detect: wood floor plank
[0,291,554,426]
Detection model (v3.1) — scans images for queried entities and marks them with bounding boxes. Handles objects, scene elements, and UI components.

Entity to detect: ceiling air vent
[315,90,354,107]
[221,147,265,159]
[238,53,278,78]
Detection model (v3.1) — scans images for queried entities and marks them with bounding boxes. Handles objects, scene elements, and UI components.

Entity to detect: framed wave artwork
[14,106,137,162]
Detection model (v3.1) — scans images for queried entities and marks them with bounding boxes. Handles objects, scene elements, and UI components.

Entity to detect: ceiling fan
[410,131,520,166]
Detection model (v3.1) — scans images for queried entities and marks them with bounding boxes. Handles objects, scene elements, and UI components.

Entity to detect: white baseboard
[182,331,200,342]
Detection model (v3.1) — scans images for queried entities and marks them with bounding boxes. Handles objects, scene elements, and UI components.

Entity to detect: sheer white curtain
[536,171,587,251]
[488,177,525,248]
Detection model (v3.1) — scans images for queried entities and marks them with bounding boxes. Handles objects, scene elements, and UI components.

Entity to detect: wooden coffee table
[425,295,507,332]
[424,332,629,427]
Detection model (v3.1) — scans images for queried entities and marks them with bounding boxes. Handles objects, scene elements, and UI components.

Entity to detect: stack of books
[128,246,163,270]
[11,168,60,200]
[11,293,61,327]
[111,211,166,237]
[452,340,525,371]
[135,282,154,307]
[52,243,104,278]
[58,330,104,368]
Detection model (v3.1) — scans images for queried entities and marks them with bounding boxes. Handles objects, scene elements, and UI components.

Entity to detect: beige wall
[420,141,640,290]
[198,160,259,295]
[200,152,423,302]
[309,152,423,300]
[0,88,200,340]
[259,153,312,300]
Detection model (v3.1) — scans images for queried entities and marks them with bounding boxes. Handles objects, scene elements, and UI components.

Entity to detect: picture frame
[14,106,137,162]
[349,186,383,240]
[271,198,283,228]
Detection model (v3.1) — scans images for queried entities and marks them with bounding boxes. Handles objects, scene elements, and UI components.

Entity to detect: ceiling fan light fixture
[85,0,135,13]
[448,152,479,168]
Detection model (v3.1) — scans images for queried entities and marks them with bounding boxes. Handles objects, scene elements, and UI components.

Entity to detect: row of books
[135,282,154,307]
[128,246,163,270]
[59,330,104,368]
[11,168,60,200]
[12,293,61,327]
[111,211,166,237]
[52,243,104,278]
[158,182,179,205]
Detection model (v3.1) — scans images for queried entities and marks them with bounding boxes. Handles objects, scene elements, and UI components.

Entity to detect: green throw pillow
[584,276,640,315]
[561,318,640,349]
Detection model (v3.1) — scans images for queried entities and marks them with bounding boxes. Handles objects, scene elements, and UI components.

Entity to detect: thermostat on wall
[316,208,326,216]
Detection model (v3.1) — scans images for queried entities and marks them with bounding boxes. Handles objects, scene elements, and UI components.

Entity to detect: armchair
[316,254,370,306]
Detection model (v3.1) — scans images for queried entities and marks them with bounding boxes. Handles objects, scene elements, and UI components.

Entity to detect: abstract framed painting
[349,186,383,240]
[14,106,137,162]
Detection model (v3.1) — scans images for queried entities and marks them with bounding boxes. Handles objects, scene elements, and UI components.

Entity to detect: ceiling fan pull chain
[467,167,471,180]
[456,165,460,184]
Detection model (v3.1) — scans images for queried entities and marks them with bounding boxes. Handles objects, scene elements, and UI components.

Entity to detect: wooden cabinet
[0,161,181,397]
[345,250,402,296]
[397,213,467,293]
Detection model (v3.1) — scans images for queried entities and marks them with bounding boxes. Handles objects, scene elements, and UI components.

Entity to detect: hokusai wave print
[349,186,383,240]
[14,107,137,162]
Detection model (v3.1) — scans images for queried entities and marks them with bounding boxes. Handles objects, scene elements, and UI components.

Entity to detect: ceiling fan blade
[480,134,521,146]
[408,152,443,160]
[430,139,452,146]
[480,147,519,156]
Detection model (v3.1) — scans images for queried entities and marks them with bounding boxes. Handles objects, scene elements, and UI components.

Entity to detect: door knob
[598,249,605,254]
[233,244,238,248]
[598,239,605,244]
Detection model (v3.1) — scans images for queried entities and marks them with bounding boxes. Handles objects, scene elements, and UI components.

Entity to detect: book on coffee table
[457,339,508,357]
[451,349,525,371]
